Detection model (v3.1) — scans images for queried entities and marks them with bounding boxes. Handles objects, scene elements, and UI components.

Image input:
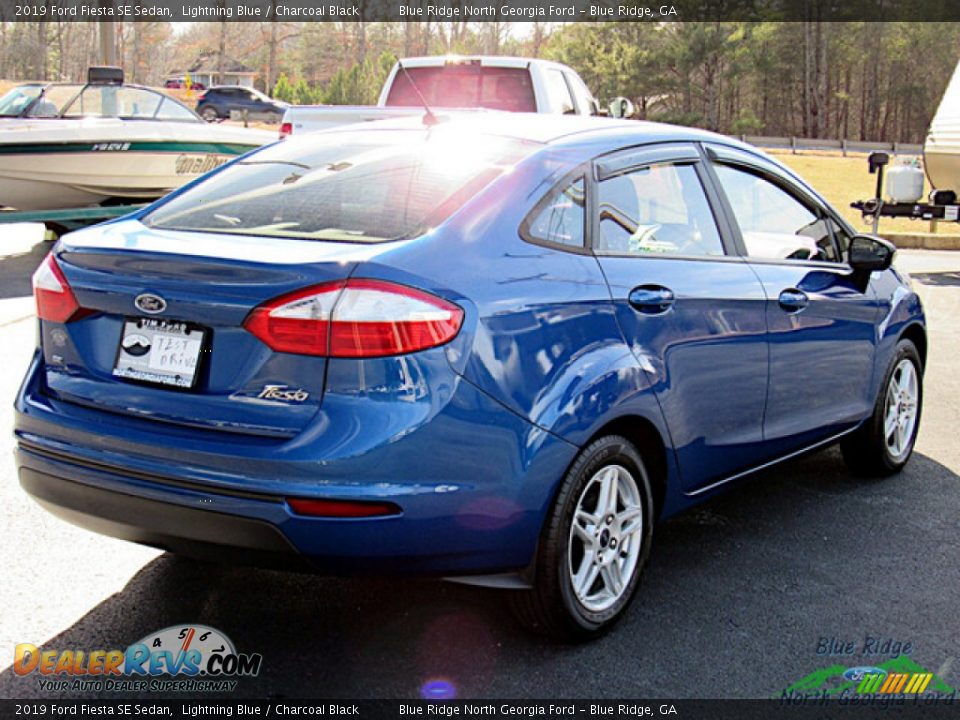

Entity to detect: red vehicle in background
[164,78,206,91]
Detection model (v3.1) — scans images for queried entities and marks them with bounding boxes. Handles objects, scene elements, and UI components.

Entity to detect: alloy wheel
[883,358,919,461]
[567,464,644,613]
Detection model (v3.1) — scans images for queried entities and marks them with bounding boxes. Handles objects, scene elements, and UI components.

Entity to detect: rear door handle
[778,288,809,312]
[628,285,675,314]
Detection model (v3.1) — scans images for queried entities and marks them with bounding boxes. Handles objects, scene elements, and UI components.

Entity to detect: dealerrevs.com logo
[13,625,262,693]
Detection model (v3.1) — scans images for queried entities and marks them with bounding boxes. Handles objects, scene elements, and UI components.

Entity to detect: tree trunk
[217,17,226,84]
[37,17,47,79]
[267,12,278,93]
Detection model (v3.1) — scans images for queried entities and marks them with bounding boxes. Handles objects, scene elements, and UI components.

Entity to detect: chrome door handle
[778,288,809,312]
[628,285,675,314]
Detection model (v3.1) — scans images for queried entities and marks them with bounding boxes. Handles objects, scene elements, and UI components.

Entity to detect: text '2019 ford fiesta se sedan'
[14,113,925,639]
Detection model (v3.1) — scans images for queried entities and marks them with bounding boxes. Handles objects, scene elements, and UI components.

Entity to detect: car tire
[841,338,923,477]
[510,435,654,641]
[200,106,220,122]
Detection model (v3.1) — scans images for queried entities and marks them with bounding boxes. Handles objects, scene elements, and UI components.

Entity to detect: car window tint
[596,163,724,257]
[546,70,576,114]
[714,164,839,262]
[526,177,585,249]
[145,130,537,243]
[828,218,852,262]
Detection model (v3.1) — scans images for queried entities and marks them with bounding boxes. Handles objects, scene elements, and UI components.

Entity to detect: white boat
[924,59,960,194]
[0,67,274,211]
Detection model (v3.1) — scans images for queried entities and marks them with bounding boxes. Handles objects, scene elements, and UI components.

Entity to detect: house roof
[186,54,256,76]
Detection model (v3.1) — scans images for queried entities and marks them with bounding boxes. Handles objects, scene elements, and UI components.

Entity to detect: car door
[704,143,879,453]
[223,88,245,115]
[591,143,769,491]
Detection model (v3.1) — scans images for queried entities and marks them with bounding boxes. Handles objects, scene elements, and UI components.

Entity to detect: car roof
[323,111,737,148]
[310,111,823,203]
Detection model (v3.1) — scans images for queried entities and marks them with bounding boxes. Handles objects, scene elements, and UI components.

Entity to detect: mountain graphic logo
[782,656,955,698]
[121,334,151,357]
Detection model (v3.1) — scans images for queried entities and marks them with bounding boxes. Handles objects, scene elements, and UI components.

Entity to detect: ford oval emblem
[134,293,167,315]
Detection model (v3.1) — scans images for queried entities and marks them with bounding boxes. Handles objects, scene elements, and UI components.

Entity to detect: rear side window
[386,66,536,113]
[596,163,724,257]
[144,130,536,243]
[713,164,840,262]
[524,177,585,249]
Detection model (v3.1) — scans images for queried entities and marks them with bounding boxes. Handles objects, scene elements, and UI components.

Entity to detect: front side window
[595,163,724,257]
[145,129,536,243]
[525,177,585,249]
[713,164,840,262]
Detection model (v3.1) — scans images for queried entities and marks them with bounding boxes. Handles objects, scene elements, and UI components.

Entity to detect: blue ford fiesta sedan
[14,114,925,638]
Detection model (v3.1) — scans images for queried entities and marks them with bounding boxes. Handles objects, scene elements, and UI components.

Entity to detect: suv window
[713,164,840,262]
[545,70,576,114]
[596,163,724,257]
[525,176,585,249]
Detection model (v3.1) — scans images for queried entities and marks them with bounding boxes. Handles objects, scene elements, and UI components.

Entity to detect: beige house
[170,55,257,89]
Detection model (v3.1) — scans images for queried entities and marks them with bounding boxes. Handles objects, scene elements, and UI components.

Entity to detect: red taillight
[32,253,83,323]
[279,122,292,139]
[244,279,463,358]
[287,497,401,518]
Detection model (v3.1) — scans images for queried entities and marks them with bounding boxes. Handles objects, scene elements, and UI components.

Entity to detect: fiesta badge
[134,293,167,315]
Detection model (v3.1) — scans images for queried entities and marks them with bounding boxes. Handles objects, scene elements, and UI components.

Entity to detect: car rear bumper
[14,351,579,576]
[19,460,310,571]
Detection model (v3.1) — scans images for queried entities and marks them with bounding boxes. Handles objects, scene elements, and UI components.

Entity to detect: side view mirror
[849,234,895,273]
[608,97,635,119]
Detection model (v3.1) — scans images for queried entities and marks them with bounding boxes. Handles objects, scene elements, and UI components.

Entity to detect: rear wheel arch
[580,416,668,521]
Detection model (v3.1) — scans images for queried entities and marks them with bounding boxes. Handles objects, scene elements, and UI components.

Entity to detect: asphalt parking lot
[0,229,957,699]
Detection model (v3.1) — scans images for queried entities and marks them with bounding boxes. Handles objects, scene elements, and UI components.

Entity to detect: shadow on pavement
[911,271,960,287]
[1,448,958,699]
[0,238,49,300]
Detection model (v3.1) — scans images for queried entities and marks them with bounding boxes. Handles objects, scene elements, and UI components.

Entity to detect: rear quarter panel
[356,146,675,499]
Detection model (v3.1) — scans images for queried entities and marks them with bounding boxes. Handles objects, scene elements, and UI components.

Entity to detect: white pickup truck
[279,55,600,137]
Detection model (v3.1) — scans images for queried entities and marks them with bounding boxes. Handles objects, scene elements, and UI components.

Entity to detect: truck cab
[280,56,599,138]
[378,55,599,116]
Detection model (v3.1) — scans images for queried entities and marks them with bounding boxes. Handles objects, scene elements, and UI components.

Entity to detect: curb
[885,233,960,250]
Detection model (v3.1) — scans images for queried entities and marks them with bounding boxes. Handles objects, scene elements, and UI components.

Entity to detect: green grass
[772,151,954,236]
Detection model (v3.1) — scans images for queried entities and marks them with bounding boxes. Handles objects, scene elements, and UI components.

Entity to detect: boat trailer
[852,151,960,233]
[0,203,146,239]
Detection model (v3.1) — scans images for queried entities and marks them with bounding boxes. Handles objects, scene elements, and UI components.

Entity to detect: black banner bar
[0,0,959,23]
[2,699,960,720]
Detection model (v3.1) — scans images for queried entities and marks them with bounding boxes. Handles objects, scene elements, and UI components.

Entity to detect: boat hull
[0,145,244,210]
[0,120,274,211]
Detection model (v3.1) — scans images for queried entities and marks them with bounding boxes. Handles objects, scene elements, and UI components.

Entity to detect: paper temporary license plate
[112,318,207,389]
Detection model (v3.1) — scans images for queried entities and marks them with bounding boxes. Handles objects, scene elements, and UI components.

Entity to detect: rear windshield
[386,66,537,113]
[144,129,536,243]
